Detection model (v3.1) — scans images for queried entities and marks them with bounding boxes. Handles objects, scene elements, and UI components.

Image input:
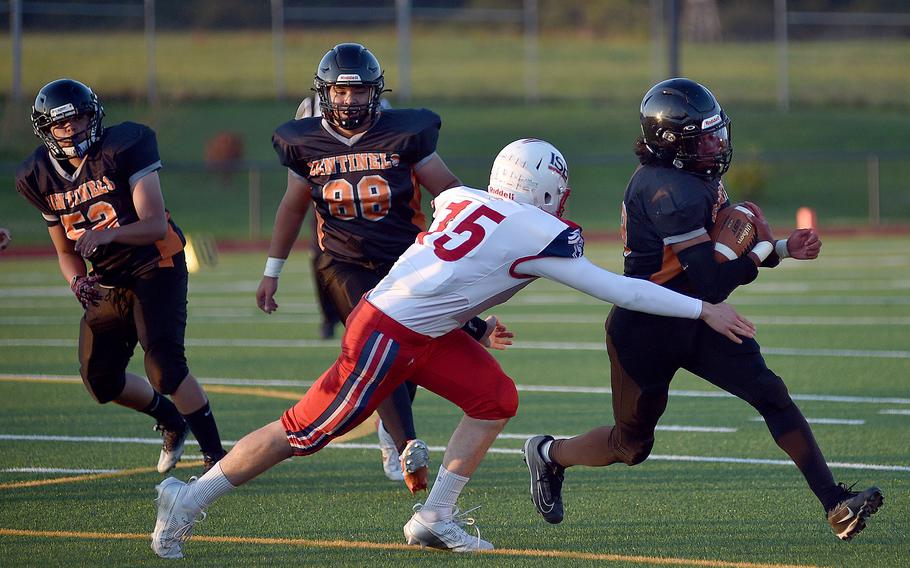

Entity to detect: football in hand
[709,204,757,262]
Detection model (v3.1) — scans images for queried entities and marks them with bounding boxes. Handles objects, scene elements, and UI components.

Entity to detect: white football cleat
[376,419,404,481]
[151,477,205,559]
[155,423,189,475]
[403,504,493,552]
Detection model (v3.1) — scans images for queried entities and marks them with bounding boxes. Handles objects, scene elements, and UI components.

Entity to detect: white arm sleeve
[518,256,703,319]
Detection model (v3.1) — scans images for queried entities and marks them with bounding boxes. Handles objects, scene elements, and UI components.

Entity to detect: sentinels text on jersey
[15,122,185,285]
[272,108,441,267]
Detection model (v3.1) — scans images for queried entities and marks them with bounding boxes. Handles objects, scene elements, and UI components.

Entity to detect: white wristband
[263,257,286,278]
[751,241,774,263]
[775,239,789,259]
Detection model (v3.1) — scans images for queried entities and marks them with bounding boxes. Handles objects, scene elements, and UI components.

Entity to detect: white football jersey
[367,186,583,336]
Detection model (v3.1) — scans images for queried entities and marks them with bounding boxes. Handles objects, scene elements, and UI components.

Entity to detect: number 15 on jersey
[417,200,505,261]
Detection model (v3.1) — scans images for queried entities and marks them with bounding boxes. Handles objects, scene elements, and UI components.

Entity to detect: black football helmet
[640,77,732,178]
[313,43,385,129]
[31,78,105,161]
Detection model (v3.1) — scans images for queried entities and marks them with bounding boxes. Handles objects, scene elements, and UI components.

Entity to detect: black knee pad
[748,368,793,415]
[80,367,127,404]
[145,346,189,395]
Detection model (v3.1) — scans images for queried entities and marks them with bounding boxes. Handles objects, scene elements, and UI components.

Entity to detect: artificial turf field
[0,237,907,567]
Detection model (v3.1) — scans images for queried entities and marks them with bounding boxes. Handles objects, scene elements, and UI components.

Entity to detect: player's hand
[0,228,11,251]
[74,228,113,258]
[786,228,822,260]
[256,276,279,314]
[700,302,755,344]
[70,274,104,308]
[742,201,773,243]
[480,315,514,350]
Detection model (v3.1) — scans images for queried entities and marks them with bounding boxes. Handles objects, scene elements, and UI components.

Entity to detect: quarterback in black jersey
[526,78,882,540]
[16,79,226,474]
[256,43,511,492]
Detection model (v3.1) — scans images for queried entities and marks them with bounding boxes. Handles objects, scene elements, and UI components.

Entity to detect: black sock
[183,402,225,458]
[141,392,185,431]
[764,402,838,510]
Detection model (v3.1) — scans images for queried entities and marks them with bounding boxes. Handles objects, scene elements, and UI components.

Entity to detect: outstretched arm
[518,256,754,343]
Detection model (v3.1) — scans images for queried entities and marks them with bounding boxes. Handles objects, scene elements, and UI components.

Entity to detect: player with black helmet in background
[256,43,512,492]
[15,78,227,474]
[523,78,883,541]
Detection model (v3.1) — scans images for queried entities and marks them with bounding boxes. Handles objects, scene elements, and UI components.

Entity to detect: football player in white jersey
[152,139,754,558]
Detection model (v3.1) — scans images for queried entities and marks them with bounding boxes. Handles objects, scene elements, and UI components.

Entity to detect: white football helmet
[488,138,570,217]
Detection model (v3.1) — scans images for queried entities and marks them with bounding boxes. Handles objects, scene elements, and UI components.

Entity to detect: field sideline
[0,238,908,566]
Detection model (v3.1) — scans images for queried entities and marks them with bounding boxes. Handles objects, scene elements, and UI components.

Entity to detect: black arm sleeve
[761,251,782,269]
[461,316,488,342]
[676,241,759,303]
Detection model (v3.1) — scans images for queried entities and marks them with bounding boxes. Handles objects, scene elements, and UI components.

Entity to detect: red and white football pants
[281,299,518,456]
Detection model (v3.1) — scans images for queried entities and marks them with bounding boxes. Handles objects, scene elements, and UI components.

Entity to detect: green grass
[0,238,908,566]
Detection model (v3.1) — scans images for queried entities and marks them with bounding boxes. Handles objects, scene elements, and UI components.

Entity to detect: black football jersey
[272,108,441,266]
[16,122,185,285]
[620,164,729,291]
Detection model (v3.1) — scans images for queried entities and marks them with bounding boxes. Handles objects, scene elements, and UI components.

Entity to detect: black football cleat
[522,435,565,524]
[827,483,883,541]
[202,451,227,474]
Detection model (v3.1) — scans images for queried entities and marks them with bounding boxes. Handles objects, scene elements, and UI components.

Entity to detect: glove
[70,274,104,308]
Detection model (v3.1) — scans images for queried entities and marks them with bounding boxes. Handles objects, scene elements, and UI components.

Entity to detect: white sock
[540,439,554,464]
[186,462,235,510]
[418,465,469,522]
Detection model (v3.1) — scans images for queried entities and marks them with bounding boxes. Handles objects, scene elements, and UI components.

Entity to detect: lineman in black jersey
[525,78,882,540]
[256,43,511,492]
[15,79,227,474]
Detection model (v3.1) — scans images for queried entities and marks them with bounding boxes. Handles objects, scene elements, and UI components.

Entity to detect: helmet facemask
[669,119,732,178]
[314,78,384,130]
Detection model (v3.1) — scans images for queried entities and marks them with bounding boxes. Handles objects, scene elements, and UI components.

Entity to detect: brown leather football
[709,204,757,262]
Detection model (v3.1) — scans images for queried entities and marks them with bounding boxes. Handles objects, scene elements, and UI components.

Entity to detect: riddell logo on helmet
[488,187,515,200]
[701,114,722,130]
[336,74,362,82]
[50,103,76,119]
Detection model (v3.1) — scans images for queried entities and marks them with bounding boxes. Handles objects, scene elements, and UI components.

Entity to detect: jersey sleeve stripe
[662,227,707,245]
[509,256,544,279]
[128,160,162,187]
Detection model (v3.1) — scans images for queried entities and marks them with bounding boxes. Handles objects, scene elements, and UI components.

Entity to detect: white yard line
[5,313,910,326]
[749,417,865,425]
[879,409,910,415]
[2,338,910,359]
[2,467,119,474]
[2,434,907,473]
[3,373,909,405]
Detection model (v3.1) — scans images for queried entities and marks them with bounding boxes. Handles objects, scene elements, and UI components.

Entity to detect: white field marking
[879,409,910,415]
[746,280,910,293]
[3,337,910,360]
[4,373,910,405]
[4,434,907,473]
[4,294,903,309]
[0,315,326,325]
[2,467,119,474]
[6,313,910,327]
[327,442,910,473]
[749,417,865,426]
